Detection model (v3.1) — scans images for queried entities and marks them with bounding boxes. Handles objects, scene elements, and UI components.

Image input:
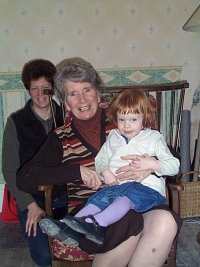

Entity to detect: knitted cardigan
[17,110,113,193]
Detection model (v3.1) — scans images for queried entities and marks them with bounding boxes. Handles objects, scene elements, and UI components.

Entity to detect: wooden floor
[0,219,200,267]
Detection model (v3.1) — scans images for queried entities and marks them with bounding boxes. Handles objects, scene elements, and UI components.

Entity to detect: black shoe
[39,218,81,246]
[61,215,105,245]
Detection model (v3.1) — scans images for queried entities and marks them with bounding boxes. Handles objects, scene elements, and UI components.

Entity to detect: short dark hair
[21,59,56,90]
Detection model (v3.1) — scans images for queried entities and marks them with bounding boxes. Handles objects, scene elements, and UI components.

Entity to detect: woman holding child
[17,57,180,267]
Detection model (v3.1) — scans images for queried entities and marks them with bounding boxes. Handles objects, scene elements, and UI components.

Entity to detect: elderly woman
[17,57,180,267]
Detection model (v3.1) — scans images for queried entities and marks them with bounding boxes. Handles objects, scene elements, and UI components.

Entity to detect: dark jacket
[11,99,63,165]
[2,99,64,210]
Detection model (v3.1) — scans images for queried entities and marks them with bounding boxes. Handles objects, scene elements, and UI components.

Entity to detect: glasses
[30,86,53,95]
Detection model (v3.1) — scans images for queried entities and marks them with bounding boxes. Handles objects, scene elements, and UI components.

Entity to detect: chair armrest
[167,182,184,192]
[166,181,183,215]
[38,185,54,216]
[38,181,183,217]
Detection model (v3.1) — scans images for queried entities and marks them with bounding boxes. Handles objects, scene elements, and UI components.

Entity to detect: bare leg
[92,235,140,267]
[92,210,177,267]
[128,209,177,267]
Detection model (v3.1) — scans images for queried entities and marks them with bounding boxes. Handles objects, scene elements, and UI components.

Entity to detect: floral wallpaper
[0,0,199,103]
[0,0,200,207]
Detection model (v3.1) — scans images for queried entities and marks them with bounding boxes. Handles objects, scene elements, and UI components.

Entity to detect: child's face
[117,112,143,140]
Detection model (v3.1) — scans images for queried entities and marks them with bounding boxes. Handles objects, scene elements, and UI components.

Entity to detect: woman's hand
[129,154,160,172]
[115,154,153,182]
[26,202,45,237]
[80,166,102,190]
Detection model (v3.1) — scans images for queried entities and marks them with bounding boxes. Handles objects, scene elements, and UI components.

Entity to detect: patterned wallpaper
[0,0,200,105]
[0,0,200,207]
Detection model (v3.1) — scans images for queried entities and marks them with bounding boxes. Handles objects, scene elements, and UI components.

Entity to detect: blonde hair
[108,89,157,129]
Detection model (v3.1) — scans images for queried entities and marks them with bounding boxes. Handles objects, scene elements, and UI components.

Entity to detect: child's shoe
[61,215,105,245]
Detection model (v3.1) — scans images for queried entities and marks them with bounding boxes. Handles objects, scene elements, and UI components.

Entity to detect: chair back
[101,80,189,152]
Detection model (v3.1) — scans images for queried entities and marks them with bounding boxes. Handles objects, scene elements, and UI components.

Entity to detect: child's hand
[131,154,160,172]
[102,169,118,185]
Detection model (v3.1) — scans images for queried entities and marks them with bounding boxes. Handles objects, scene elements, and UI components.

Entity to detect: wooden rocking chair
[39,80,189,267]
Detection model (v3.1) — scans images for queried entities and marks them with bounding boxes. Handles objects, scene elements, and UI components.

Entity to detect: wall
[0,0,200,105]
[0,0,200,206]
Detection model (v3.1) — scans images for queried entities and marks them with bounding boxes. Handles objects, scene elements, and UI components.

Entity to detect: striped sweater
[56,111,112,169]
[17,110,114,193]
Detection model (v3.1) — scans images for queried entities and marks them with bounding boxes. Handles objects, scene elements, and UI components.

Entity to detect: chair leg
[162,242,177,267]
[197,231,200,244]
[52,260,63,267]
[162,258,176,267]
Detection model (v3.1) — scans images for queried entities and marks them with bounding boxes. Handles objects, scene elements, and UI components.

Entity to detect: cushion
[52,239,94,261]
[51,180,96,261]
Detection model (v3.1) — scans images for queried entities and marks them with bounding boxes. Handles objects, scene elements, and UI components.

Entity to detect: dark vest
[11,99,63,166]
[12,100,66,218]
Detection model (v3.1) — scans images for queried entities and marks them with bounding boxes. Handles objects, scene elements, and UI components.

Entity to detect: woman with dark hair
[17,57,180,267]
[2,59,63,267]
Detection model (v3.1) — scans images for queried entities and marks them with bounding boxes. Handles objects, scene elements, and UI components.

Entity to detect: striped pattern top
[55,110,114,170]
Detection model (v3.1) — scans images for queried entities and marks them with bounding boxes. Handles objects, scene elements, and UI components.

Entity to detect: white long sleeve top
[95,128,180,197]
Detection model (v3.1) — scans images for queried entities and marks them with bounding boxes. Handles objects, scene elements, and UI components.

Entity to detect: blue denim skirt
[87,182,166,212]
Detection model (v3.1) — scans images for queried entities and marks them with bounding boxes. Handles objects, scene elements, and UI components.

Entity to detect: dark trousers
[17,187,67,266]
[18,208,51,266]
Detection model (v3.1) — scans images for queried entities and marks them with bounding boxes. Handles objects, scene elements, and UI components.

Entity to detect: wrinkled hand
[26,202,45,237]
[115,154,153,182]
[129,154,160,172]
[102,169,118,185]
[80,166,102,190]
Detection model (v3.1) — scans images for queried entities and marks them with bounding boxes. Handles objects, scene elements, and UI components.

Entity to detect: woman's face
[29,77,51,110]
[64,81,100,120]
